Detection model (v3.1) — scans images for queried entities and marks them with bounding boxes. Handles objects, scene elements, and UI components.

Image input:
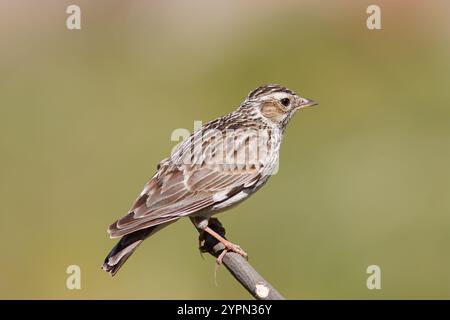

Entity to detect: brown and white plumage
[102,84,317,275]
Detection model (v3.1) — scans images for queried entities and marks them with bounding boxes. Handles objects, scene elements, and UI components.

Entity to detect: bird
[102,84,317,276]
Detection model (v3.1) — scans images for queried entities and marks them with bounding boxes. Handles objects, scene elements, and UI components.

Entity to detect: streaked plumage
[102,84,317,275]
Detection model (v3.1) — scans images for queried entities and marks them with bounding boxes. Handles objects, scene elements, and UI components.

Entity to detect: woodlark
[102,84,317,276]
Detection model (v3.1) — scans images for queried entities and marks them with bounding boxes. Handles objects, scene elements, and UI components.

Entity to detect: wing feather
[108,127,271,238]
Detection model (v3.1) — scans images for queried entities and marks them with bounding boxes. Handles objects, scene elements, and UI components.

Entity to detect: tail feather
[102,226,156,276]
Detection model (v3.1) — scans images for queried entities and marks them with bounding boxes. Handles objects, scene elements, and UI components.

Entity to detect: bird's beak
[299,98,318,108]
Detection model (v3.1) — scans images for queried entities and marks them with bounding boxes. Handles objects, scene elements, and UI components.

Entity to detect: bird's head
[241,84,318,129]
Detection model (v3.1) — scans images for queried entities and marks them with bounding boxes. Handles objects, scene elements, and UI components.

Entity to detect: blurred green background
[1,0,449,299]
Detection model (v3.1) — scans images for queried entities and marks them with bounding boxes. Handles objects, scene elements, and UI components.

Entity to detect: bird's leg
[191,217,209,257]
[190,216,248,264]
[202,226,248,263]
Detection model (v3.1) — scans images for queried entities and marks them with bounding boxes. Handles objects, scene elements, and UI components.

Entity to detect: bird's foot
[215,240,248,265]
[212,240,247,286]
[201,225,249,263]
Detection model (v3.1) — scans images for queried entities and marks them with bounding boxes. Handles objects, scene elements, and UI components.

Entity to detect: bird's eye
[280,98,290,107]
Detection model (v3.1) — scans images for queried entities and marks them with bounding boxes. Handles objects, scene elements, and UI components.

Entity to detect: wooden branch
[192,218,285,300]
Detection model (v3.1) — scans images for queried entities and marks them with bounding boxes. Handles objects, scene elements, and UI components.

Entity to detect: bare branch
[192,218,285,300]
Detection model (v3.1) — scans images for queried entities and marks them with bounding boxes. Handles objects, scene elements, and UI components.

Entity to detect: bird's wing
[108,128,270,238]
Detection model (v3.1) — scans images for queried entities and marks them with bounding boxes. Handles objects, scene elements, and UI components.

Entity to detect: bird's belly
[210,175,271,214]
[210,190,252,213]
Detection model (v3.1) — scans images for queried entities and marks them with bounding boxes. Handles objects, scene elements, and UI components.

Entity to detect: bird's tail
[102,226,157,276]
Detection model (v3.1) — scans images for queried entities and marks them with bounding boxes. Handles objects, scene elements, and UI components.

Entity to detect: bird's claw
[216,241,248,265]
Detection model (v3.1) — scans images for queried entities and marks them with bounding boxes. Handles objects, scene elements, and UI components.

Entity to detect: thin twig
[192,218,285,300]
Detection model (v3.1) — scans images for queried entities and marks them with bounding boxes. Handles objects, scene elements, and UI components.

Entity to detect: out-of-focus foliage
[1,0,449,299]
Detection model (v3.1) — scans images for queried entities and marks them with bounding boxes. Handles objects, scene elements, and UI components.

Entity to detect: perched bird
[102,84,317,276]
